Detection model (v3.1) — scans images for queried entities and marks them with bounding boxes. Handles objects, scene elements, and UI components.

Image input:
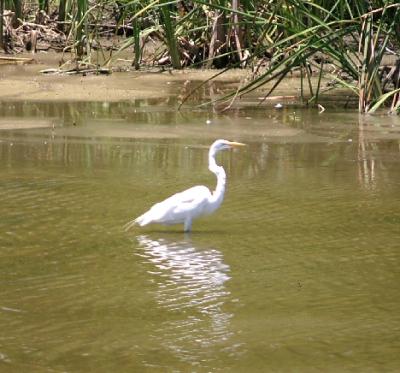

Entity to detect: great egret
[124,139,245,232]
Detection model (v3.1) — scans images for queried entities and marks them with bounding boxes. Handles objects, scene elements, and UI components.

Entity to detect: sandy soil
[0,51,248,102]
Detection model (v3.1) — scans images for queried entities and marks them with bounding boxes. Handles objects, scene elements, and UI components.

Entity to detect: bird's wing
[134,185,211,226]
[171,186,211,215]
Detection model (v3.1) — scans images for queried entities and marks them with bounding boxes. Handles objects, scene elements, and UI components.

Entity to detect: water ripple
[135,235,242,368]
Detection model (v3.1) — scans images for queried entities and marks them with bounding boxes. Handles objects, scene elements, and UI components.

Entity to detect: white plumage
[124,139,245,232]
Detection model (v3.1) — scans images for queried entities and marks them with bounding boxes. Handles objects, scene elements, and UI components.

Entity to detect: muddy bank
[0,52,249,103]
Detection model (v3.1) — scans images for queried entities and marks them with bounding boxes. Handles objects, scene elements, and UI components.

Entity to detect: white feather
[124,139,245,232]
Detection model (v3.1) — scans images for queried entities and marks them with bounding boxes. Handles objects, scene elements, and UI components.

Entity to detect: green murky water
[1,99,400,372]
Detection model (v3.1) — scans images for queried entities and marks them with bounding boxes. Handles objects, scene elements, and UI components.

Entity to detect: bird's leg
[183,218,192,233]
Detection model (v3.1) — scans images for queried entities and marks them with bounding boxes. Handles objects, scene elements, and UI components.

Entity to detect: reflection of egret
[124,139,245,232]
[135,235,241,367]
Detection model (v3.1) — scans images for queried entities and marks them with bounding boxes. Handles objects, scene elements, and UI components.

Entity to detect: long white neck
[208,148,226,210]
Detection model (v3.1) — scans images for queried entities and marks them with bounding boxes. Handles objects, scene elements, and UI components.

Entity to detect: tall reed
[0,0,4,49]
[132,2,141,70]
[159,0,181,69]
[75,0,88,60]
[58,0,67,32]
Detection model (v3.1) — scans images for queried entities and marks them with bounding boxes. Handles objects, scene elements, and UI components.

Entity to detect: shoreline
[0,51,250,103]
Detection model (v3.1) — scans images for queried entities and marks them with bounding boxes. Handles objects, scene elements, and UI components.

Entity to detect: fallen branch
[257,95,297,101]
[40,67,112,75]
[0,56,35,63]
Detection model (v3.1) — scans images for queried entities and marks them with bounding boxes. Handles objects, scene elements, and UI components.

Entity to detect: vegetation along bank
[0,1,399,113]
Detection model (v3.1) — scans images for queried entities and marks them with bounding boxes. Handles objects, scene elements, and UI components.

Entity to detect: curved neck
[208,149,226,206]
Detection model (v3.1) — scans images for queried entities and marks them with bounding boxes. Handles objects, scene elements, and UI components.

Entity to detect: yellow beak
[228,141,246,147]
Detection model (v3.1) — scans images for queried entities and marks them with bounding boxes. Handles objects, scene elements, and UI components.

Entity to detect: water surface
[1,99,400,372]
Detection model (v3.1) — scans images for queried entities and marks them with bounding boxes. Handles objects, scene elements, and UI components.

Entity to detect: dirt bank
[0,51,248,103]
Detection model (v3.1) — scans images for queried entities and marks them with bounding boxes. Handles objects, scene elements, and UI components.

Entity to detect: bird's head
[208,139,246,174]
[210,139,246,153]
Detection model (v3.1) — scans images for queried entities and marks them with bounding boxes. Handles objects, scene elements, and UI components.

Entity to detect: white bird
[124,139,245,232]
